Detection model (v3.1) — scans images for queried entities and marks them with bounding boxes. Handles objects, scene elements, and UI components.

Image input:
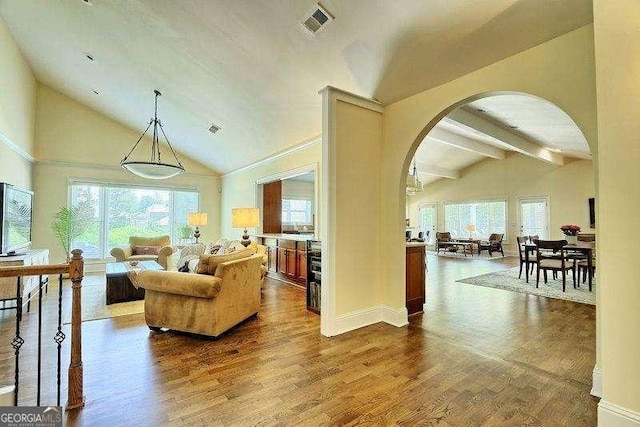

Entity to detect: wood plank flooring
[0,254,597,426]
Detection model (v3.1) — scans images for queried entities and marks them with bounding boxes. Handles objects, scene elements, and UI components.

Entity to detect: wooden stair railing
[0,249,84,410]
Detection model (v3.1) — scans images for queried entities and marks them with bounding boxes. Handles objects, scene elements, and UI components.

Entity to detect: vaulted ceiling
[0,0,593,174]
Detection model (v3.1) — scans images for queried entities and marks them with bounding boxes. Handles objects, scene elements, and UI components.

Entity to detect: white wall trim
[598,400,640,426]
[381,305,409,327]
[0,130,35,163]
[325,305,409,337]
[318,86,384,113]
[222,136,321,178]
[591,366,602,398]
[255,163,318,185]
[36,160,219,179]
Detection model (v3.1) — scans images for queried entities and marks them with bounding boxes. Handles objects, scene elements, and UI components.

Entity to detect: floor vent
[301,4,333,35]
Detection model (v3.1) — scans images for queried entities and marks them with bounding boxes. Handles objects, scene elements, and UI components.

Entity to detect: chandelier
[120,90,185,179]
[406,159,423,196]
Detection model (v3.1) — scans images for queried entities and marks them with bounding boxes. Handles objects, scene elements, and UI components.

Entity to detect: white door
[518,197,549,239]
[419,203,437,246]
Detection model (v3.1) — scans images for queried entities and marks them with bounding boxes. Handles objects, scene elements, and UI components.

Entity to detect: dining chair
[535,239,576,292]
[516,236,536,279]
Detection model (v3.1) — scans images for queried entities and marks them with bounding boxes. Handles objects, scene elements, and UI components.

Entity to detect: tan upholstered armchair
[134,254,263,337]
[110,235,174,269]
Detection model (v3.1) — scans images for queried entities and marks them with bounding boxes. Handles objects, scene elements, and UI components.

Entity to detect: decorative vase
[566,234,578,245]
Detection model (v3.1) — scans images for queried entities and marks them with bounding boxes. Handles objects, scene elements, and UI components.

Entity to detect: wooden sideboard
[255,234,313,287]
[0,249,50,313]
[406,243,426,315]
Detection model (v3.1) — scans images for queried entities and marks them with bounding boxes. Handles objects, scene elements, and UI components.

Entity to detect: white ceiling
[412,93,592,186]
[0,0,592,174]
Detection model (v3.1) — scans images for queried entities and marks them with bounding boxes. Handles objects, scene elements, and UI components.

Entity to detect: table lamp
[188,212,208,243]
[232,208,260,247]
[465,224,476,238]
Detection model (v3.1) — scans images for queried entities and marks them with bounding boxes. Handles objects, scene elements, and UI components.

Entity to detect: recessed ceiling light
[476,108,486,113]
[509,125,519,130]
[86,53,95,61]
[82,0,93,5]
[208,124,221,134]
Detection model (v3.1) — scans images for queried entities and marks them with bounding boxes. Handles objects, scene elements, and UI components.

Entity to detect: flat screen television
[0,183,33,256]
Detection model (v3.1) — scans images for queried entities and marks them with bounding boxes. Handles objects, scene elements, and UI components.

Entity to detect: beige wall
[0,16,36,189]
[407,154,595,250]
[32,84,220,263]
[220,141,321,240]
[593,0,640,417]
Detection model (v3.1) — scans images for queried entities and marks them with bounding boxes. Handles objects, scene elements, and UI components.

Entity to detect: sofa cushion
[196,248,253,276]
[132,245,160,256]
[128,254,158,261]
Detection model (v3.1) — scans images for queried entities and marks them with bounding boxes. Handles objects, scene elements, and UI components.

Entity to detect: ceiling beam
[416,162,460,179]
[426,126,505,159]
[444,108,565,166]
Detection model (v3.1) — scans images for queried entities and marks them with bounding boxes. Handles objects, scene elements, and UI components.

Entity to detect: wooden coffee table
[105,260,164,305]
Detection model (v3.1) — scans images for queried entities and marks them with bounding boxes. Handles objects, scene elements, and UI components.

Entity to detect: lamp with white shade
[466,224,476,238]
[232,208,260,247]
[188,212,208,243]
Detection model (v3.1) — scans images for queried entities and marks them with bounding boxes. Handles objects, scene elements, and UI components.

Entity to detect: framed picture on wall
[589,198,595,228]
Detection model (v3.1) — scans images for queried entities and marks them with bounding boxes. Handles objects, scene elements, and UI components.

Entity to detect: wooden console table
[0,249,50,313]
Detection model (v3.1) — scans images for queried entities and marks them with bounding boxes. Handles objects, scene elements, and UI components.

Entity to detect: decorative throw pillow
[132,246,160,255]
[196,249,253,276]
[210,244,223,254]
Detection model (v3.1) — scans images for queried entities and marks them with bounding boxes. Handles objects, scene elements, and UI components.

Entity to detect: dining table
[523,241,595,291]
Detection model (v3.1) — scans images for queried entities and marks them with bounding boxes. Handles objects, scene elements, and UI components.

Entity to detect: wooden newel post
[66,249,85,410]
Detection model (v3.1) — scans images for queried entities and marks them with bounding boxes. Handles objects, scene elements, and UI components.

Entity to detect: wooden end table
[105,260,164,305]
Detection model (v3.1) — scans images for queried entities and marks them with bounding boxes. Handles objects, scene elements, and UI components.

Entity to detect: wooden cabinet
[406,244,426,315]
[296,250,307,281]
[256,235,310,287]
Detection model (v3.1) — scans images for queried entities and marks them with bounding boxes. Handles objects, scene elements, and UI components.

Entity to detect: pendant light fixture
[406,159,423,196]
[120,90,185,179]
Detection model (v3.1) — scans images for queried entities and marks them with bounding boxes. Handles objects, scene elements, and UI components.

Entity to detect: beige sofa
[135,254,264,337]
[110,235,175,269]
[177,240,268,288]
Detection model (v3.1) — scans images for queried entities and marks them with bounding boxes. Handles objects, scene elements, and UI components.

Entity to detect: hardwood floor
[0,255,597,426]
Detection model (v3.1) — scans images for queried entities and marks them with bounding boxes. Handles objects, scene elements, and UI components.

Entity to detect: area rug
[63,283,144,324]
[456,267,596,305]
[429,250,507,260]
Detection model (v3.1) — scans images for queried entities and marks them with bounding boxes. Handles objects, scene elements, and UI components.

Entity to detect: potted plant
[560,224,581,245]
[51,201,94,262]
[177,224,193,245]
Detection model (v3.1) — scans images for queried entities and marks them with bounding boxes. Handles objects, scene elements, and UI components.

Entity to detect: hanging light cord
[120,90,184,168]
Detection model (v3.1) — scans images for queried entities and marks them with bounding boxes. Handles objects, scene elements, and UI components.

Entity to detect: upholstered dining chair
[535,239,576,292]
[478,233,504,257]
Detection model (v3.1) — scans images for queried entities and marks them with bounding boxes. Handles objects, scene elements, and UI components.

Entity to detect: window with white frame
[282,197,312,224]
[444,200,507,240]
[70,182,199,259]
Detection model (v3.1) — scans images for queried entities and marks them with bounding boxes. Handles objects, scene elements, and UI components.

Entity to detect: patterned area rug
[457,267,596,305]
[63,282,144,324]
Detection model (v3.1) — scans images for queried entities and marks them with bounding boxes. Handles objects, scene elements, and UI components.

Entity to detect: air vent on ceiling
[301,4,334,35]
[209,124,221,134]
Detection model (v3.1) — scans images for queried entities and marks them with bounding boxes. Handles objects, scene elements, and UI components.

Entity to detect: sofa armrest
[156,245,176,269]
[110,245,132,261]
[135,270,222,298]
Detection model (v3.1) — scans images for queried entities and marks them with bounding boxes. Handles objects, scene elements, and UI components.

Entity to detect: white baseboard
[381,305,409,327]
[598,400,640,426]
[328,305,408,336]
[591,366,602,397]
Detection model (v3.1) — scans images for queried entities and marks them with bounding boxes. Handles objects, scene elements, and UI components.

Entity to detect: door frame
[517,195,550,239]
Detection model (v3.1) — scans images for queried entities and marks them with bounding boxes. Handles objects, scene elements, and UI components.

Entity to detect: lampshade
[232,208,260,228]
[120,90,185,180]
[188,212,208,226]
[466,224,476,232]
